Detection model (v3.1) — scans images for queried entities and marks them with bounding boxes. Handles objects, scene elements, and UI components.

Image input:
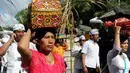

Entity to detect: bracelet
[116,32,120,34]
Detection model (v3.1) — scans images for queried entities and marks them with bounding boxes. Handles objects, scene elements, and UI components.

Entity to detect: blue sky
[0,0,31,27]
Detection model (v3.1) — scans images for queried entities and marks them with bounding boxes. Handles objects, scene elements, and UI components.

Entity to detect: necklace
[44,54,54,64]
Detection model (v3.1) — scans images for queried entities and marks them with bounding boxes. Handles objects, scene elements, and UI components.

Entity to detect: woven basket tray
[31,0,62,29]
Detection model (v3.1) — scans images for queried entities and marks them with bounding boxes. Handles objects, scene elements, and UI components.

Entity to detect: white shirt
[0,42,3,47]
[29,42,37,51]
[81,39,100,68]
[1,53,8,73]
[72,44,82,69]
[6,41,37,73]
[0,38,9,73]
[107,45,130,73]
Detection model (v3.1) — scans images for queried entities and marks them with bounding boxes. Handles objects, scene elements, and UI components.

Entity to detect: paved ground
[64,39,78,73]
[64,50,74,73]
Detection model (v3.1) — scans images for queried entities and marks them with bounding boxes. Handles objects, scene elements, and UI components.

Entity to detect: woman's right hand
[113,24,121,34]
[113,25,121,49]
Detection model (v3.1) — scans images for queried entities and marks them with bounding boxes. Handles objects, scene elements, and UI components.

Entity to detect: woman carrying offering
[18,28,66,73]
[107,25,130,73]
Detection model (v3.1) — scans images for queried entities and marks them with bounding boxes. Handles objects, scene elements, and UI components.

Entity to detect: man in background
[82,29,100,73]
[72,35,86,73]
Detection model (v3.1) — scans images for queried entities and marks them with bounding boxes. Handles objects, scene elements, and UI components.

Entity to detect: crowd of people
[0,23,130,73]
[0,0,130,73]
[0,24,68,73]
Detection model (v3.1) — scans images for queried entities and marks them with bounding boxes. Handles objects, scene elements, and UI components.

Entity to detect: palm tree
[61,0,106,73]
[60,0,106,33]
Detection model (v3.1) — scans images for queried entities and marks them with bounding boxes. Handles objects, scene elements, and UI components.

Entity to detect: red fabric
[22,50,66,73]
[105,21,113,28]
[105,18,130,29]
[114,17,130,27]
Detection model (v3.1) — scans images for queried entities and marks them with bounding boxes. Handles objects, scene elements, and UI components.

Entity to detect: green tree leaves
[15,8,28,25]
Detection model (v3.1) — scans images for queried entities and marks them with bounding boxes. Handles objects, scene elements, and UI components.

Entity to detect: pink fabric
[22,50,66,73]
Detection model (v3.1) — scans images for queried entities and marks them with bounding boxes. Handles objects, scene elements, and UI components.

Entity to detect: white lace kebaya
[107,45,130,73]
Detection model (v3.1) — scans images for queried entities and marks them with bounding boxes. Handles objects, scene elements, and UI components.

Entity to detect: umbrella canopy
[100,10,116,19]
[78,25,91,32]
[76,25,91,36]
[100,7,130,21]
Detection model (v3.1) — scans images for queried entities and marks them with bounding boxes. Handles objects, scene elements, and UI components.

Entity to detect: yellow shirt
[52,43,68,57]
